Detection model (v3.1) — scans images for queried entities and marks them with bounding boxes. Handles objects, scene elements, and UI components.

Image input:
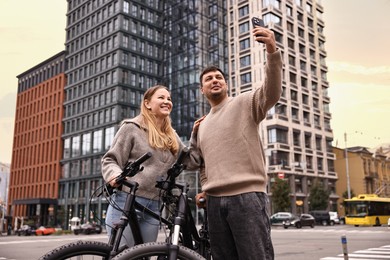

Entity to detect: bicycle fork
[168,189,188,260]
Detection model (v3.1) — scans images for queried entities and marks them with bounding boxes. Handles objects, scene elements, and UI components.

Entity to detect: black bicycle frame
[107,178,171,259]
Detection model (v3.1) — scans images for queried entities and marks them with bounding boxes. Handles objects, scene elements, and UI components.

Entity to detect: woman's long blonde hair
[141,85,179,154]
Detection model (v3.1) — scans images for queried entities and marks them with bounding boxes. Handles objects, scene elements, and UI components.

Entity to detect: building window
[306,155,312,169]
[70,161,80,177]
[288,55,296,67]
[304,133,311,148]
[290,90,298,101]
[239,55,251,67]
[288,38,294,49]
[303,111,310,124]
[72,136,80,157]
[269,150,289,166]
[93,130,103,153]
[263,0,281,9]
[92,157,102,175]
[306,3,312,13]
[239,38,250,50]
[327,159,335,172]
[286,5,292,16]
[302,94,309,105]
[287,21,294,33]
[293,131,300,146]
[268,128,288,144]
[81,159,91,176]
[82,133,91,155]
[238,5,249,17]
[238,21,250,34]
[105,126,115,150]
[263,13,281,26]
[314,114,320,128]
[291,107,299,120]
[240,72,251,85]
[315,136,322,151]
[122,35,129,47]
[317,157,323,171]
[64,138,71,159]
[289,72,297,84]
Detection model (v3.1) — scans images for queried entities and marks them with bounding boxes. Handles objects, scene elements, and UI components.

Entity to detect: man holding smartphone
[192,19,282,260]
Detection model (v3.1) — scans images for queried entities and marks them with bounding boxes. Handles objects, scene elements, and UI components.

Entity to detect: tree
[342,189,356,200]
[271,176,291,213]
[341,189,356,208]
[309,179,329,210]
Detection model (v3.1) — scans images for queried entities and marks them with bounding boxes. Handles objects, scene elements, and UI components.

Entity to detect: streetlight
[344,132,351,199]
[344,131,363,199]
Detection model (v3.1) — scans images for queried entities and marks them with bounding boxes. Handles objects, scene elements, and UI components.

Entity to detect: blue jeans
[207,192,274,260]
[106,191,160,248]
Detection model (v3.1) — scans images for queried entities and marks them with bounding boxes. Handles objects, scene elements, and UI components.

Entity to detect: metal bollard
[341,235,349,260]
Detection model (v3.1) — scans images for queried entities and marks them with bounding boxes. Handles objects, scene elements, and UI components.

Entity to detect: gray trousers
[207,192,274,260]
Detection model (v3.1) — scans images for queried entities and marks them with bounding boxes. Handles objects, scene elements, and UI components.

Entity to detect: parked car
[329,211,340,225]
[35,226,56,236]
[70,217,81,231]
[283,214,315,229]
[15,225,35,236]
[270,212,295,226]
[309,210,331,226]
[73,222,102,235]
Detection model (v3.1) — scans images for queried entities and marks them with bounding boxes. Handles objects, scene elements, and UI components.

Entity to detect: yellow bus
[344,194,390,226]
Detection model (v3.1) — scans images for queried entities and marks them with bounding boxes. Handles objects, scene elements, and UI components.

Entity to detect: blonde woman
[102,85,198,247]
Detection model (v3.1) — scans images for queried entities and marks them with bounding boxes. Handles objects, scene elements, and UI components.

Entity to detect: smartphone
[252,17,265,43]
[252,17,265,28]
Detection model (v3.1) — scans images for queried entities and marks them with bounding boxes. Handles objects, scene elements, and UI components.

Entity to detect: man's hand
[195,191,207,208]
[252,27,277,54]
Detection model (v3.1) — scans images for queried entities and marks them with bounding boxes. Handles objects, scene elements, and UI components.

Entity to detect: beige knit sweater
[194,50,283,197]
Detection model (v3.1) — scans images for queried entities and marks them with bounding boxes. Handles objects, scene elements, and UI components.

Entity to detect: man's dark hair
[199,65,226,87]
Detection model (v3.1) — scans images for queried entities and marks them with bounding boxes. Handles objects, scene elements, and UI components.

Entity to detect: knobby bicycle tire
[112,242,206,260]
[38,240,112,260]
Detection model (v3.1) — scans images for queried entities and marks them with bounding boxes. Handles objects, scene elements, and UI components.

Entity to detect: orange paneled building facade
[8,51,66,228]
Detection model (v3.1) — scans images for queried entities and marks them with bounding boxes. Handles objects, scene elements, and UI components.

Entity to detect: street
[0,225,389,260]
[271,224,390,259]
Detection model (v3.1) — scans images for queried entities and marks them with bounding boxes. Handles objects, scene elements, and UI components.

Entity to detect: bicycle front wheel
[112,242,206,260]
[38,240,111,260]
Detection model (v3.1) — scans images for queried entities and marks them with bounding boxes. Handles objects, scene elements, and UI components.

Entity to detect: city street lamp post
[344,132,351,199]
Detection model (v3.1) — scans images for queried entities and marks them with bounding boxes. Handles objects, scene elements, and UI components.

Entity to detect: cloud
[0,92,16,118]
[328,61,390,76]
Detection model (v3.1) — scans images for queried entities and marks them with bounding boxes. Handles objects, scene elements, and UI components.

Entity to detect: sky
[1,0,390,164]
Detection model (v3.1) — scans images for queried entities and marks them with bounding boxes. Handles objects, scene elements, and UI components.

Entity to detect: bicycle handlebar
[98,152,152,197]
[167,147,189,178]
[122,152,153,177]
[175,147,189,166]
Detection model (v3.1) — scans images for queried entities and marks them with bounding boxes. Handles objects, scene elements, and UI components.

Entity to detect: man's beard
[206,90,226,103]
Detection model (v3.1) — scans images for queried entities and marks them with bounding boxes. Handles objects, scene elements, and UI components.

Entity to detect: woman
[102,85,198,247]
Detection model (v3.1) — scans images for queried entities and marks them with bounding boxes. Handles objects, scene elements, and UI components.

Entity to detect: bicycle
[39,148,211,260]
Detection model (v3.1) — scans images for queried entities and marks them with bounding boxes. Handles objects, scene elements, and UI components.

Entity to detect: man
[192,25,282,259]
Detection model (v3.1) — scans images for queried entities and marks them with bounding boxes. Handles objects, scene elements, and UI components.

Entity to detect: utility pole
[344,132,351,199]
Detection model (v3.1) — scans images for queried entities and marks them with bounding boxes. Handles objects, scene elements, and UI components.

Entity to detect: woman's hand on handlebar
[195,191,207,208]
[109,175,122,188]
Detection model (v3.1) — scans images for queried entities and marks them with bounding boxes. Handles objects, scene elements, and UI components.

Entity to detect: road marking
[272,229,388,234]
[321,245,390,260]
